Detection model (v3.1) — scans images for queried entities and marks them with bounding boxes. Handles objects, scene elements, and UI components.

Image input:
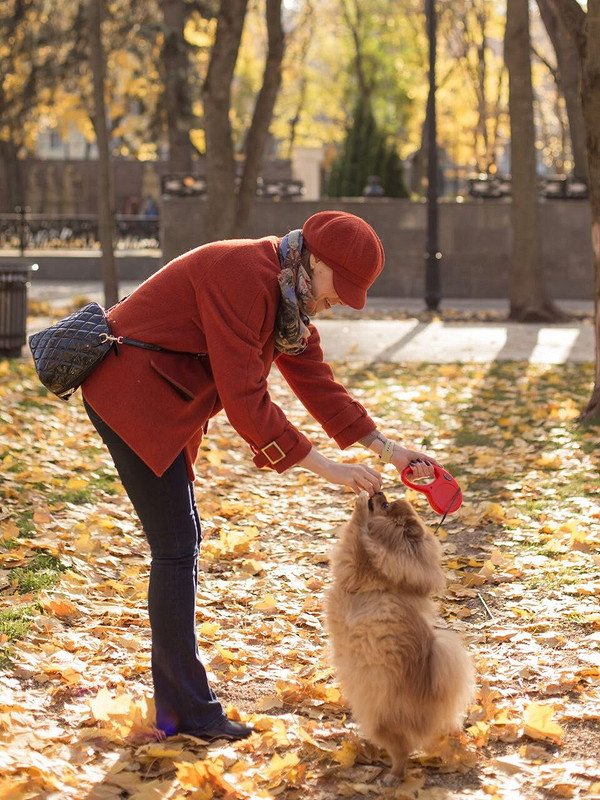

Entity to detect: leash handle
[401,464,463,515]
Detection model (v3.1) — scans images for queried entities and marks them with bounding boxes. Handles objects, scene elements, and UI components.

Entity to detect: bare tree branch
[531,42,558,78]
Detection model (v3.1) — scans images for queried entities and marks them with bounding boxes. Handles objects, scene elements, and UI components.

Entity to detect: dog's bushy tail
[428,628,474,729]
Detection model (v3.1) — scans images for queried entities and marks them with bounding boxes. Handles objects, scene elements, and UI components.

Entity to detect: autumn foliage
[1,358,600,799]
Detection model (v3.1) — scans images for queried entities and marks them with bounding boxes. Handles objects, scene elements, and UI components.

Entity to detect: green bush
[327,97,408,198]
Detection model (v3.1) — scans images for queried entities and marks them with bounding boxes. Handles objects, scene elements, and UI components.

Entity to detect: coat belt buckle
[261,441,286,465]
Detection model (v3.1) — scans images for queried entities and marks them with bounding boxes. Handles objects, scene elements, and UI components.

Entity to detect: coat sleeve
[195,262,313,472]
[275,323,377,448]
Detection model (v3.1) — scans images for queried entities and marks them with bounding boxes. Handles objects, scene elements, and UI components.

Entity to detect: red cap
[302,211,385,309]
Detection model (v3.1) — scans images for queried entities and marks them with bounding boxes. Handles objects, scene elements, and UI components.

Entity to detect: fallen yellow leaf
[0,521,19,540]
[522,702,564,743]
[264,751,300,779]
[332,740,357,768]
[65,476,89,490]
[198,622,221,638]
[253,593,277,612]
[38,594,80,619]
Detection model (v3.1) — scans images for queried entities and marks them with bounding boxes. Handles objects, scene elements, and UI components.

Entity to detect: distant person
[142,196,159,217]
[363,175,384,197]
[125,195,142,215]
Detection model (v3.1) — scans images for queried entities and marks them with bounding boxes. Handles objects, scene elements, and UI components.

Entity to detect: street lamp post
[425,0,441,311]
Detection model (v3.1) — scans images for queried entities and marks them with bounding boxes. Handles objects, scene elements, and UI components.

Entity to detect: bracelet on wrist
[379,438,395,464]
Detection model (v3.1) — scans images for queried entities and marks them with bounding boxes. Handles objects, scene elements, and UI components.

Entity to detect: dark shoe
[183,718,254,742]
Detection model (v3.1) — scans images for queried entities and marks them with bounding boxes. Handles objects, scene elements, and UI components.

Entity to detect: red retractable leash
[401,464,463,532]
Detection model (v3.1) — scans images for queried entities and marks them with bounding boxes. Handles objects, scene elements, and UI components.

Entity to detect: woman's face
[309,255,345,313]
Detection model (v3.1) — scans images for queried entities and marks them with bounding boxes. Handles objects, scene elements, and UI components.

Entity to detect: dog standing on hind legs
[325,491,474,778]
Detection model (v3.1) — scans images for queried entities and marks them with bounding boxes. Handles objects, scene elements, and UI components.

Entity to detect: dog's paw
[355,491,370,513]
[352,491,370,525]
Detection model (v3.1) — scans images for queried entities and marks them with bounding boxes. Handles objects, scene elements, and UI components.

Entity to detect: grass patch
[17,393,55,410]
[5,459,25,474]
[15,510,36,537]
[47,469,120,506]
[553,475,597,501]
[54,487,95,505]
[0,512,36,552]
[0,605,37,669]
[0,606,35,640]
[455,430,498,448]
[570,422,600,458]
[9,554,67,594]
[0,539,21,551]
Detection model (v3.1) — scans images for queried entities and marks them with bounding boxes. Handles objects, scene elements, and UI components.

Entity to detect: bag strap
[100,300,206,359]
[99,332,206,359]
[122,337,206,358]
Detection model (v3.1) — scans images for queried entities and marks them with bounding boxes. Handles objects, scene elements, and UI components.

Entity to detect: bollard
[0,263,39,358]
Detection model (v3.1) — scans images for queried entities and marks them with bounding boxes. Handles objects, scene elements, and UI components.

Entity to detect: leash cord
[431,487,462,536]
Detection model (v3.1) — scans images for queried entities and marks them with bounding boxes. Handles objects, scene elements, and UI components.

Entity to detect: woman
[82,210,437,741]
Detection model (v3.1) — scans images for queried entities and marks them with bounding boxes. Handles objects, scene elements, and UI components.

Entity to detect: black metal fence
[0,209,160,254]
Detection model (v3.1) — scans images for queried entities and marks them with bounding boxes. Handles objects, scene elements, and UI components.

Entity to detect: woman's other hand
[390,446,438,479]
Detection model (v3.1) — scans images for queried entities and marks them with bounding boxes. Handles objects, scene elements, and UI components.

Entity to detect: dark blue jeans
[84,401,225,735]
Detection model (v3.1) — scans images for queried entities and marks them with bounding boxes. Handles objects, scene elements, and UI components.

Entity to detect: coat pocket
[149,353,213,403]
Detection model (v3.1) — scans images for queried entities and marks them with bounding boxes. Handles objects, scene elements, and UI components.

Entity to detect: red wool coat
[82,236,376,480]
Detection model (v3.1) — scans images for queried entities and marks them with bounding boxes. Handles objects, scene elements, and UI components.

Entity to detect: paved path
[27,281,595,365]
[316,317,594,363]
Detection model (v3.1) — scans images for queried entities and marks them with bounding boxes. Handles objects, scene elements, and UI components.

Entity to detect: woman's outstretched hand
[323,461,382,495]
[298,448,382,495]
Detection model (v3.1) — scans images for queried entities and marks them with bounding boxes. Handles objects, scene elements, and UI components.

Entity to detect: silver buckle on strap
[99,333,124,344]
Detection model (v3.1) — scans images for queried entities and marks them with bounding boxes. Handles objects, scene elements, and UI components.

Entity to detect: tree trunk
[285,0,315,158]
[536,0,587,181]
[159,0,193,174]
[236,0,284,234]
[474,10,491,172]
[203,0,284,241]
[505,0,564,321]
[340,0,371,102]
[489,64,506,172]
[202,0,248,241]
[0,140,23,212]
[581,3,600,419]
[549,0,600,420]
[87,0,119,308]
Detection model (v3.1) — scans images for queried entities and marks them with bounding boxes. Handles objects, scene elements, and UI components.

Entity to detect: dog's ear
[398,512,426,540]
[390,499,424,533]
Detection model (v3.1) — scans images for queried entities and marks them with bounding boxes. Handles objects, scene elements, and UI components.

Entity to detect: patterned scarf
[274,229,316,355]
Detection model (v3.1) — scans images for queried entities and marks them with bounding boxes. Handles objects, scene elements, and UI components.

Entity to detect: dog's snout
[369,491,389,512]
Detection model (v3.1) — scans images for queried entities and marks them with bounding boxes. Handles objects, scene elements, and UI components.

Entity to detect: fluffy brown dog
[325,491,474,778]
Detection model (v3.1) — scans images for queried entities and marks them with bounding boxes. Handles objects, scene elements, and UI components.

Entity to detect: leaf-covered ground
[1,358,600,800]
